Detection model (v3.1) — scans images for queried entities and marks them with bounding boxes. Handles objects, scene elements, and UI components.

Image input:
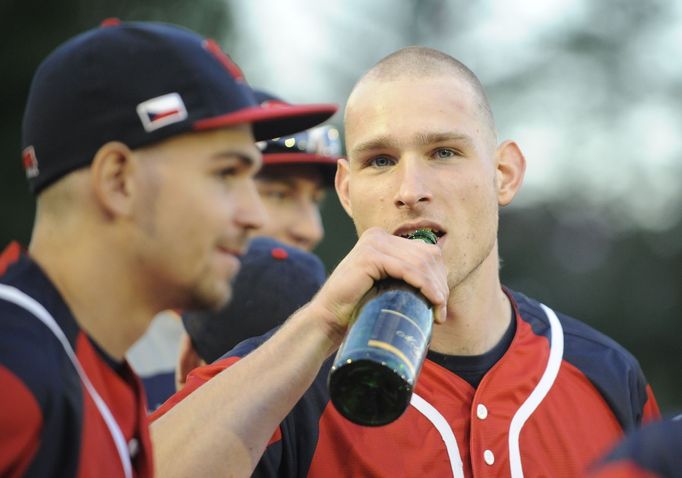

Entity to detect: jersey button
[484,449,495,465]
[128,438,139,458]
[476,403,488,420]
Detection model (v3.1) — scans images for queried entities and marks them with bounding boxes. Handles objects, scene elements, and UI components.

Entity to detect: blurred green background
[1,0,680,413]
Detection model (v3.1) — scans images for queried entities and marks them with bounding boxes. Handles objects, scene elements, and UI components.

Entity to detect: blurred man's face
[131,126,266,310]
[253,164,327,251]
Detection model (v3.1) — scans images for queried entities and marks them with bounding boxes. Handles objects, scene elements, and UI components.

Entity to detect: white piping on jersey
[410,392,465,478]
[409,304,563,477]
[508,303,564,477]
[0,284,133,478]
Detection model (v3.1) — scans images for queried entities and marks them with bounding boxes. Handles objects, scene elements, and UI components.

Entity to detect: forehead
[257,164,329,188]
[345,76,487,152]
[180,125,257,153]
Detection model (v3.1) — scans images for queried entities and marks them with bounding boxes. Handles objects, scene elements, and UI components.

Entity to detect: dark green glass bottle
[328,229,437,426]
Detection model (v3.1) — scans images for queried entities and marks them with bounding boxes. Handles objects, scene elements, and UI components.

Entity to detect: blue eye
[369,156,395,168]
[434,148,456,159]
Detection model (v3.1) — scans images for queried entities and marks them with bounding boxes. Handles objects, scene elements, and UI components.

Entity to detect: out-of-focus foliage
[499,204,682,412]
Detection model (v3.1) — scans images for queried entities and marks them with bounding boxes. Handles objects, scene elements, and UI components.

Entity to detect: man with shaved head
[154,46,659,477]
[359,46,497,137]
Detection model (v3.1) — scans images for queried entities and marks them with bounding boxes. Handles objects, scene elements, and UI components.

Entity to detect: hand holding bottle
[307,227,448,356]
[328,229,442,426]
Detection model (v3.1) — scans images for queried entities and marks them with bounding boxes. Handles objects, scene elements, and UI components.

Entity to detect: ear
[334,158,354,218]
[90,141,136,217]
[494,140,526,206]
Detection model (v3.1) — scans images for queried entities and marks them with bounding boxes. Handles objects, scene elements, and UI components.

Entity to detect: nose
[288,201,324,251]
[235,179,268,232]
[393,157,432,209]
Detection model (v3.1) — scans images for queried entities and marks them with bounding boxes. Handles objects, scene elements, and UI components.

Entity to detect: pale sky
[228,0,682,231]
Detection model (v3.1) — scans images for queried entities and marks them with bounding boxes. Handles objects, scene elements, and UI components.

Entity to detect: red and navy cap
[20,20,338,194]
[182,236,326,363]
[253,89,342,184]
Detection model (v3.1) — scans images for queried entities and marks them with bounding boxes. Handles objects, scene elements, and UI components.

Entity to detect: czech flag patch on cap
[136,92,188,132]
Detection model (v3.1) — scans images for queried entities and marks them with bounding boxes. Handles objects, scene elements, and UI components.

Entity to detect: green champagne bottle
[328,229,437,426]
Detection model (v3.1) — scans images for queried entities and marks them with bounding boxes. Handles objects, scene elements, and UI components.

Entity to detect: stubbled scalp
[345,46,497,142]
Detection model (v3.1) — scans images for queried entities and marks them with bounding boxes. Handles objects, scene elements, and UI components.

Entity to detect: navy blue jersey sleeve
[512,290,659,430]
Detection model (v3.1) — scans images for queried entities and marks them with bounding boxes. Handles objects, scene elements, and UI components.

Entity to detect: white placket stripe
[410,392,465,478]
[508,303,564,478]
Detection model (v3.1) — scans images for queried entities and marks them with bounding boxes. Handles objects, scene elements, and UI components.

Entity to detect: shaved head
[346,46,496,140]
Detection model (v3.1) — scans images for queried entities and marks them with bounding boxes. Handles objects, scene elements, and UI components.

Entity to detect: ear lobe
[334,158,354,218]
[90,141,136,217]
[495,140,526,206]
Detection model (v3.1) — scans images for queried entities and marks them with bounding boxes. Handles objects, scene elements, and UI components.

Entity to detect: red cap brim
[263,153,339,166]
[193,104,337,141]
[261,153,339,185]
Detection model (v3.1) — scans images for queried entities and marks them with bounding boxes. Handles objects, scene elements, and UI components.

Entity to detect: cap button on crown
[100,18,121,27]
[271,248,288,260]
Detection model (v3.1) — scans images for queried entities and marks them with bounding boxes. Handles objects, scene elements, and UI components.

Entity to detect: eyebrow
[210,150,261,168]
[351,132,473,154]
[257,176,297,187]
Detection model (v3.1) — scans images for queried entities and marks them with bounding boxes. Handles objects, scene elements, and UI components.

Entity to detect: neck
[29,228,155,361]
[429,249,511,356]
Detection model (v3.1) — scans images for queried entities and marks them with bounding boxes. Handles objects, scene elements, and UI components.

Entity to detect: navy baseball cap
[21,20,338,194]
[254,89,341,184]
[182,236,326,363]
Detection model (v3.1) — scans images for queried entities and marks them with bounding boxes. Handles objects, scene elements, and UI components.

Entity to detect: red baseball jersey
[154,289,659,477]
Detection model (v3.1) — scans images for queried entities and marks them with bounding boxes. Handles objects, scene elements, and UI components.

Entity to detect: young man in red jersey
[153,46,660,477]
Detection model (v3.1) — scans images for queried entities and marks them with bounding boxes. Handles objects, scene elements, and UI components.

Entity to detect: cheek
[440,168,497,229]
[464,181,499,238]
[159,185,227,246]
[261,200,288,227]
[155,199,208,256]
[461,164,498,203]
[348,180,391,222]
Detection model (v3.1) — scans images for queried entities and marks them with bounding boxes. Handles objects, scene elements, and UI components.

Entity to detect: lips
[214,245,244,281]
[216,243,247,257]
[393,223,446,241]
